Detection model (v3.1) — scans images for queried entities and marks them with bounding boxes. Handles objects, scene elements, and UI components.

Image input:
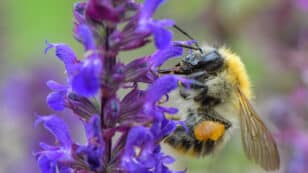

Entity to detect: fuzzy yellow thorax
[218,47,252,99]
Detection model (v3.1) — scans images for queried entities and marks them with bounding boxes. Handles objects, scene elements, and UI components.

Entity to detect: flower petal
[40,142,58,150]
[45,41,79,78]
[151,25,173,49]
[46,91,67,111]
[73,2,86,23]
[126,126,153,149]
[120,88,145,119]
[72,59,101,96]
[46,80,68,91]
[75,25,96,51]
[84,115,103,141]
[76,116,104,170]
[58,164,72,173]
[141,0,165,20]
[145,75,178,104]
[150,44,183,67]
[158,106,178,114]
[37,155,57,173]
[122,126,156,172]
[45,41,77,65]
[124,57,149,81]
[35,115,72,148]
[150,119,176,139]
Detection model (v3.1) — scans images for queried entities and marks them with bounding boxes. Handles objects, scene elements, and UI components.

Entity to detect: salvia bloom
[35,0,190,172]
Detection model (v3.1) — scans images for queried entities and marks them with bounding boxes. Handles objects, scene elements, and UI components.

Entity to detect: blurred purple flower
[296,0,308,11]
[36,0,188,172]
[35,115,105,172]
[1,65,84,173]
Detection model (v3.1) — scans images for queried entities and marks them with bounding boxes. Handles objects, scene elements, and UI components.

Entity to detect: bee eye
[199,51,224,72]
[200,51,220,63]
[184,53,199,65]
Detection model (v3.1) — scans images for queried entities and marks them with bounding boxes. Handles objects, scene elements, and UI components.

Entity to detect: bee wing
[236,87,280,171]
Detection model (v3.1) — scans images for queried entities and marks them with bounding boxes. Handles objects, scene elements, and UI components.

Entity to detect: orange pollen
[193,120,225,141]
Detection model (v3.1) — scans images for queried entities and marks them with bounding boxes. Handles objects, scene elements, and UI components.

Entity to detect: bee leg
[186,71,209,80]
[193,83,222,107]
[202,96,221,107]
[200,110,232,129]
[179,79,207,99]
[164,125,195,151]
[179,87,191,99]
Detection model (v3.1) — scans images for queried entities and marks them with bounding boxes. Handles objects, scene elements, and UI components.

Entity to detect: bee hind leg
[200,110,232,129]
[164,126,195,152]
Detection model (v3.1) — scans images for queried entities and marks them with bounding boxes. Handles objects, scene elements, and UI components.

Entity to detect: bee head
[158,25,225,75]
[183,50,224,73]
[158,50,225,75]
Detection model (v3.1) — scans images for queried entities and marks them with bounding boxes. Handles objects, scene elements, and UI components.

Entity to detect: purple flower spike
[39,0,184,172]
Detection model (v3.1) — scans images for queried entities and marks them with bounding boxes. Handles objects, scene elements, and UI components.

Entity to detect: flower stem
[101,26,114,169]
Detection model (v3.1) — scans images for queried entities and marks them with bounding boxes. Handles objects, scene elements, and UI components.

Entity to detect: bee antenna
[173,24,203,53]
[174,43,201,51]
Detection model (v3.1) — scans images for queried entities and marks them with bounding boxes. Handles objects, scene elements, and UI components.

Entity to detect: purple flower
[0,64,93,173]
[71,58,101,96]
[138,0,175,49]
[35,115,105,172]
[46,25,101,97]
[76,115,105,170]
[124,44,183,83]
[46,80,68,111]
[37,0,186,172]
[122,126,175,173]
[34,115,73,172]
[296,0,308,11]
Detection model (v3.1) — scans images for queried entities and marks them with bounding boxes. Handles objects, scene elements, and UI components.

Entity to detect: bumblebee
[160,26,280,171]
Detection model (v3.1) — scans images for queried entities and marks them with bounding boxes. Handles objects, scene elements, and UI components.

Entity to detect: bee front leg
[186,71,209,80]
[179,72,208,100]
[194,76,231,107]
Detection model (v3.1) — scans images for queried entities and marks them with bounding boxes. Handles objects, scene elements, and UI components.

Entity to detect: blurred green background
[1,0,308,172]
